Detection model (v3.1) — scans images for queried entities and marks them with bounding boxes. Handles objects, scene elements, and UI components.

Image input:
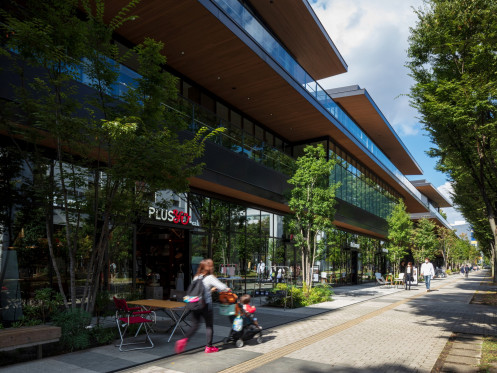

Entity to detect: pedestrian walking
[404,262,414,290]
[420,257,435,292]
[276,267,285,283]
[256,260,265,282]
[464,264,469,278]
[175,259,230,354]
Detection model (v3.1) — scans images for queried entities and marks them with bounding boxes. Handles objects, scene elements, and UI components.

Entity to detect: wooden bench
[0,325,61,359]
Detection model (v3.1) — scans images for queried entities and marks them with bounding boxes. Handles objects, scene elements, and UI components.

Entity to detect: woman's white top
[193,274,228,305]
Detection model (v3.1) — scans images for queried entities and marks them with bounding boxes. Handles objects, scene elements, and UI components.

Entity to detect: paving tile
[441,362,478,372]
[2,272,495,373]
[452,342,482,351]
[449,348,481,358]
[444,354,479,365]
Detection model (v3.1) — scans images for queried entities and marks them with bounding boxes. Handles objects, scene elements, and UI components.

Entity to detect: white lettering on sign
[148,207,191,225]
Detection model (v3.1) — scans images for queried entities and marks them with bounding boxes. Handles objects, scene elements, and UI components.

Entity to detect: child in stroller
[224,294,263,348]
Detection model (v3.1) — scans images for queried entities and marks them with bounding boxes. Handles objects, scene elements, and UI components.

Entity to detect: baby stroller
[219,292,263,348]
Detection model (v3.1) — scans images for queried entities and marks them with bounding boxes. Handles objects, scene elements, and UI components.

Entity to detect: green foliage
[19,288,64,325]
[386,200,413,271]
[90,326,118,345]
[93,290,113,325]
[52,309,92,351]
[437,226,458,267]
[1,0,223,314]
[287,144,339,288]
[407,0,497,277]
[412,218,439,263]
[267,283,333,308]
[11,317,42,328]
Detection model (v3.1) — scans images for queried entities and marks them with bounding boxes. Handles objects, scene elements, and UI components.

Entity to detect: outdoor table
[128,299,190,342]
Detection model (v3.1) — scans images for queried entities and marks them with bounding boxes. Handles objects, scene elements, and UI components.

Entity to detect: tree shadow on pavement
[398,274,497,337]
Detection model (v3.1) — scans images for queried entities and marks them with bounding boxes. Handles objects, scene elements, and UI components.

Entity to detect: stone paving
[440,334,483,372]
[1,271,495,373]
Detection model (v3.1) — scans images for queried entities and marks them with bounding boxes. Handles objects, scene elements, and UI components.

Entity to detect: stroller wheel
[223,337,230,344]
[235,339,244,348]
[256,335,263,344]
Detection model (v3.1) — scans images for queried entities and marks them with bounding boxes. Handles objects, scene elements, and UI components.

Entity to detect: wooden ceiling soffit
[103,1,345,143]
[333,220,386,240]
[102,1,428,213]
[414,184,452,208]
[331,92,422,176]
[247,0,347,80]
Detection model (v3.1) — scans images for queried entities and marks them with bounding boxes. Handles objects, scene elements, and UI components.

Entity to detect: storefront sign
[148,207,191,225]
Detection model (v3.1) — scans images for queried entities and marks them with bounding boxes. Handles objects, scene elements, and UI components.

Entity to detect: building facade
[0,0,451,320]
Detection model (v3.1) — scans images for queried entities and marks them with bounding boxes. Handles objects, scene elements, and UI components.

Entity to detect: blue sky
[310,0,465,224]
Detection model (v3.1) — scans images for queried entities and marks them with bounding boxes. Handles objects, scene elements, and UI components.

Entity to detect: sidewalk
[1,272,495,372]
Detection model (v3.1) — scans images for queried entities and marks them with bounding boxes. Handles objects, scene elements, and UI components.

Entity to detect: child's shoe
[205,346,219,353]
[175,338,188,354]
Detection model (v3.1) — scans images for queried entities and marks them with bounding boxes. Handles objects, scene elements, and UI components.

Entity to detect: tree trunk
[489,217,497,282]
[45,162,69,309]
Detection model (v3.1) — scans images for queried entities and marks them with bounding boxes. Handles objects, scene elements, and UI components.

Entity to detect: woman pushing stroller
[175,259,230,354]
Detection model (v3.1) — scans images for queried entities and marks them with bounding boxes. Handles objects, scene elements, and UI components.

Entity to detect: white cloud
[436,182,466,226]
[311,0,423,137]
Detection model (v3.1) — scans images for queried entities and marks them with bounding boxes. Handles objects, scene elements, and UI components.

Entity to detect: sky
[309,0,465,225]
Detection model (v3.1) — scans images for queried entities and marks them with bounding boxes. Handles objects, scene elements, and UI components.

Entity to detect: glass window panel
[243,118,254,135]
[200,92,215,112]
[254,125,264,142]
[246,208,261,234]
[182,81,191,98]
[189,194,210,229]
[231,111,242,128]
[216,102,229,122]
[191,233,209,275]
[230,204,246,233]
[209,199,230,232]
[261,211,271,236]
[266,132,274,147]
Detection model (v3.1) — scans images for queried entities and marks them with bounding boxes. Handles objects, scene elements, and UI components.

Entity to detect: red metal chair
[113,297,156,352]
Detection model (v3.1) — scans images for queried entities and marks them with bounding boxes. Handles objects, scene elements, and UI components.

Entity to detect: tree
[450,175,494,267]
[1,0,221,313]
[287,144,339,289]
[437,226,457,268]
[407,0,497,281]
[412,218,439,264]
[386,199,413,274]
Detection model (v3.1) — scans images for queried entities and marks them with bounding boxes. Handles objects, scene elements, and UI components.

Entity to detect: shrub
[19,288,64,325]
[11,317,42,328]
[446,269,452,275]
[304,284,333,306]
[267,283,333,308]
[52,309,92,351]
[94,291,113,326]
[90,326,118,345]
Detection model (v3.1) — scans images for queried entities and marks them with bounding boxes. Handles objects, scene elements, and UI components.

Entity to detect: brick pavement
[1,271,494,373]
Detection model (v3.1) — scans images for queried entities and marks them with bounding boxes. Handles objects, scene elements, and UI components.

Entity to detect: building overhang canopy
[247,0,347,80]
[410,180,452,208]
[327,86,423,175]
[101,0,428,215]
[410,213,452,230]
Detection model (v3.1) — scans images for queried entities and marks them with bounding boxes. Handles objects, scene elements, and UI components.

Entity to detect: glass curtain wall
[188,193,286,294]
[316,229,385,285]
[329,142,399,220]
